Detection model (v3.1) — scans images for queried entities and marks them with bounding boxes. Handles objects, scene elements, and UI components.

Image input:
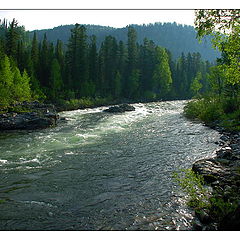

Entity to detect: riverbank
[0,101,59,130]
[0,98,138,130]
[184,101,240,230]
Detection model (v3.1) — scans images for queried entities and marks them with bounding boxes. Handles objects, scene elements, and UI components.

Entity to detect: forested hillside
[30,22,220,61]
[0,18,214,109]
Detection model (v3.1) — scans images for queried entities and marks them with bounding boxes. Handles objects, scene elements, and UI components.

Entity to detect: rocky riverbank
[192,124,240,230]
[0,101,59,130]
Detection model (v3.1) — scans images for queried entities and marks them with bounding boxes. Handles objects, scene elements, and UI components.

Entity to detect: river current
[0,101,220,230]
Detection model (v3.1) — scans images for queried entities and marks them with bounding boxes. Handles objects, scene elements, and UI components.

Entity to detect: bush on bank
[184,95,240,131]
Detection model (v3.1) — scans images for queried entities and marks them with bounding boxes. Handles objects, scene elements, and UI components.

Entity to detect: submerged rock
[103,104,135,113]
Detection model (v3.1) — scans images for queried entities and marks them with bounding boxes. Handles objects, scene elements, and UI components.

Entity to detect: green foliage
[113,71,122,98]
[0,54,32,107]
[81,81,96,98]
[174,168,239,223]
[207,65,226,96]
[190,72,202,96]
[0,199,6,204]
[209,193,239,221]
[128,69,140,99]
[0,54,14,107]
[59,97,112,111]
[184,97,224,123]
[0,18,213,108]
[143,90,156,101]
[49,58,63,100]
[173,169,210,210]
[195,10,240,87]
[153,47,172,98]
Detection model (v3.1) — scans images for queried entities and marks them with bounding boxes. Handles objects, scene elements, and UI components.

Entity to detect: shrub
[184,97,225,123]
[173,169,210,210]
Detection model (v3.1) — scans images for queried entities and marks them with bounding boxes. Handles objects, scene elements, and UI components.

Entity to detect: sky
[0,0,237,31]
[0,10,196,31]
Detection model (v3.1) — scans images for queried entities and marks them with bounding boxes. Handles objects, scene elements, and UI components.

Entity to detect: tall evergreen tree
[6,18,19,60]
[49,58,63,100]
[65,24,88,96]
[152,47,172,99]
[88,35,98,92]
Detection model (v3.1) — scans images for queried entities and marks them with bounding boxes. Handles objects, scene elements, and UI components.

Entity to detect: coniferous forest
[0,18,213,109]
[1,10,240,231]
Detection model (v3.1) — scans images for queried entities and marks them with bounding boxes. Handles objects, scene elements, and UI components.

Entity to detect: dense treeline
[32,22,220,62]
[0,19,213,108]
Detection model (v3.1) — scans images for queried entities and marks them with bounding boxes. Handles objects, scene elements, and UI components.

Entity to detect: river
[0,100,220,230]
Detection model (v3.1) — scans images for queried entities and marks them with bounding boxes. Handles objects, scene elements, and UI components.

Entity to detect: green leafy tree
[207,65,226,97]
[190,71,203,96]
[195,10,240,86]
[0,55,13,106]
[21,70,32,100]
[12,67,32,102]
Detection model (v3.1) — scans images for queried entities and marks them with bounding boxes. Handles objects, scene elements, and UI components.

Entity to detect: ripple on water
[0,100,220,230]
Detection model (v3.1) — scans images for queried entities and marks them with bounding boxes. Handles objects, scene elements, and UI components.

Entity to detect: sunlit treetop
[194,9,240,37]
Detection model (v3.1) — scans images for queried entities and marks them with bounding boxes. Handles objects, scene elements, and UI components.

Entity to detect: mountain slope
[30,22,220,61]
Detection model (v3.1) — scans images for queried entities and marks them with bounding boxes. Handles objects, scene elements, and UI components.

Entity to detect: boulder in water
[103,104,135,113]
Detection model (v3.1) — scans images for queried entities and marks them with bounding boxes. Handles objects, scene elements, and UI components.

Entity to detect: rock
[220,135,230,142]
[103,104,135,113]
[0,101,58,130]
[216,147,232,159]
[192,159,231,184]
[196,210,212,224]
[215,158,230,165]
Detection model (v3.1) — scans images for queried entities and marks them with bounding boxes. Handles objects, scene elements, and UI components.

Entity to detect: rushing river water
[0,101,220,230]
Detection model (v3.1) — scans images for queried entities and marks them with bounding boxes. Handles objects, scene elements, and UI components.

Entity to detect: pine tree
[6,18,19,60]
[128,69,140,99]
[88,35,98,95]
[49,58,63,100]
[126,26,139,98]
[65,24,88,96]
[152,47,172,99]
[39,33,50,87]
[113,71,122,98]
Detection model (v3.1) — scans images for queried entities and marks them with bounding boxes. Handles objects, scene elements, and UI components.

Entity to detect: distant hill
[29,22,220,62]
